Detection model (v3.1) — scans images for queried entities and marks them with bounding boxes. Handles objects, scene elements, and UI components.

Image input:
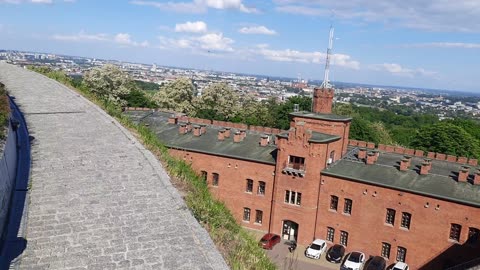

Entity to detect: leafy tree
[193,83,239,121]
[349,117,378,143]
[124,89,155,108]
[82,64,133,106]
[153,77,195,113]
[369,121,394,145]
[411,122,480,158]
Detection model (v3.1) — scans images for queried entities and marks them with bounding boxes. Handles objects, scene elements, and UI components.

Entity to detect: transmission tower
[320,26,334,89]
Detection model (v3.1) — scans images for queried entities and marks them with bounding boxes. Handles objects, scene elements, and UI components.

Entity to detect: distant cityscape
[2,49,480,120]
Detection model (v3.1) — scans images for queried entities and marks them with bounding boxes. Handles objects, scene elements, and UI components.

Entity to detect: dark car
[364,256,386,270]
[259,233,281,250]
[326,244,345,263]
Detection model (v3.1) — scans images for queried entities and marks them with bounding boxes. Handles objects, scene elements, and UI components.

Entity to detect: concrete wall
[0,118,17,242]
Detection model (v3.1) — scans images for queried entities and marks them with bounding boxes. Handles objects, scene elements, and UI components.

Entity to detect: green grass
[28,66,276,270]
[0,82,10,140]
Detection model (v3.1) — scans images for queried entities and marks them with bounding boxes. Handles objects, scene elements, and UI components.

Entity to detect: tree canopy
[193,83,240,121]
[152,77,195,113]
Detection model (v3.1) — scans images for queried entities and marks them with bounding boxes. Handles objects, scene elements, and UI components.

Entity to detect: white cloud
[130,0,257,14]
[252,44,360,69]
[274,0,480,32]
[175,21,208,33]
[239,26,277,35]
[158,32,234,52]
[196,33,234,51]
[371,63,436,77]
[52,31,149,47]
[405,42,480,49]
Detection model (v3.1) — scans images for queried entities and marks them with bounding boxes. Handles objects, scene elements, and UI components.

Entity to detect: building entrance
[282,220,298,241]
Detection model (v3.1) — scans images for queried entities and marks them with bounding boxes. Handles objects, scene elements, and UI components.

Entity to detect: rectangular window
[386,209,396,225]
[340,231,348,246]
[344,198,352,215]
[289,155,305,170]
[468,227,480,243]
[450,224,462,242]
[401,212,411,229]
[330,195,339,211]
[326,227,335,242]
[255,210,263,224]
[396,247,407,262]
[381,242,391,259]
[212,173,219,186]
[258,181,266,195]
[246,179,253,193]
[284,190,302,206]
[200,171,207,182]
[243,208,250,222]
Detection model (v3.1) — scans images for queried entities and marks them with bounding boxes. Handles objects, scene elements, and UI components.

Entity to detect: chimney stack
[458,166,470,183]
[186,122,192,132]
[200,124,206,135]
[358,148,367,160]
[400,158,409,171]
[193,125,201,137]
[179,123,187,135]
[224,127,231,138]
[473,169,480,185]
[240,129,247,139]
[260,135,269,147]
[366,152,376,165]
[168,115,178,125]
[218,129,225,141]
[312,88,334,114]
[420,160,431,175]
[233,131,242,143]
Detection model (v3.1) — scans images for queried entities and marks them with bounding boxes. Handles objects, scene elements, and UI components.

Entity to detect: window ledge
[342,213,351,216]
[448,239,460,243]
[384,223,394,227]
[254,222,263,226]
[328,209,338,213]
[399,227,410,231]
[245,191,253,194]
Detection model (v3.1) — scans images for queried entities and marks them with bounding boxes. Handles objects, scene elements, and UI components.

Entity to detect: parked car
[364,256,386,270]
[259,233,281,250]
[340,251,366,270]
[392,262,409,270]
[326,244,345,263]
[304,239,327,259]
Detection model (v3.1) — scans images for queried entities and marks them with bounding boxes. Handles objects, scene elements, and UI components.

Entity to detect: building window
[450,224,462,242]
[381,242,391,259]
[284,190,302,206]
[246,179,253,193]
[401,212,411,229]
[258,181,266,195]
[330,195,339,211]
[243,208,251,222]
[386,209,396,225]
[289,155,305,170]
[212,173,219,186]
[200,171,207,182]
[340,231,348,246]
[344,198,352,215]
[468,227,480,244]
[326,227,335,242]
[255,210,263,224]
[396,247,407,262]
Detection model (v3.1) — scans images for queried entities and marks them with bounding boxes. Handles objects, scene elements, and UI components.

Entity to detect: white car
[305,239,327,259]
[340,251,365,270]
[392,262,409,270]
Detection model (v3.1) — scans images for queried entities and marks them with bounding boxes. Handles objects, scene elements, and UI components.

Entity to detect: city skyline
[1,0,480,92]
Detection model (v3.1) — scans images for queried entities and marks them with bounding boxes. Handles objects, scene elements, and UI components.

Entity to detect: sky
[1,0,480,92]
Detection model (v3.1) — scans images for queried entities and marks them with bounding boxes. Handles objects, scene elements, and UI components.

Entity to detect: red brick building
[126,88,480,269]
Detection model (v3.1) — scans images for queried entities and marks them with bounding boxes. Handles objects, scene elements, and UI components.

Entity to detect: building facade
[126,88,480,270]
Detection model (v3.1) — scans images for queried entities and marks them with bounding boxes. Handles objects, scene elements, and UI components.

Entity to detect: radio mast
[320,26,334,89]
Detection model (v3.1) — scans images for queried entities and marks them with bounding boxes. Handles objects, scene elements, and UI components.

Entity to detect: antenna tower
[320,26,334,89]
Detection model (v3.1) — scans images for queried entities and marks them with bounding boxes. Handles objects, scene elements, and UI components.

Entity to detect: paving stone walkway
[0,63,228,270]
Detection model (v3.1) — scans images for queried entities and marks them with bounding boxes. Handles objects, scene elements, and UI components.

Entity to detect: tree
[152,77,195,113]
[124,89,155,108]
[193,83,239,121]
[82,64,133,106]
[233,94,270,126]
[411,122,480,158]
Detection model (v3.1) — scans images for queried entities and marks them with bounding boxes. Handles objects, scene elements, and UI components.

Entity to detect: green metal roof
[290,111,352,122]
[309,131,341,143]
[125,111,277,164]
[323,149,480,207]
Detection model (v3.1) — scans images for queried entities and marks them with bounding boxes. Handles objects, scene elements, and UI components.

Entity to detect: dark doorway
[282,220,299,241]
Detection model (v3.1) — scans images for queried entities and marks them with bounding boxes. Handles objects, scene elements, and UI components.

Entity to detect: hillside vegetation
[0,82,10,141]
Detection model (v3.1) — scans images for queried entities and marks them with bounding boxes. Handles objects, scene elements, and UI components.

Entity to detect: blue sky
[1,0,480,92]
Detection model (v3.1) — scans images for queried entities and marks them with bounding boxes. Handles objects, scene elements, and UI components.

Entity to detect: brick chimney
[473,169,480,185]
[424,158,432,170]
[200,124,206,135]
[260,135,269,146]
[240,129,247,139]
[179,123,187,135]
[224,127,231,138]
[420,161,430,175]
[193,125,201,137]
[366,152,376,165]
[218,129,225,141]
[186,122,192,132]
[233,131,242,143]
[400,158,409,171]
[458,166,470,183]
[312,88,334,114]
[358,148,367,160]
[168,115,178,125]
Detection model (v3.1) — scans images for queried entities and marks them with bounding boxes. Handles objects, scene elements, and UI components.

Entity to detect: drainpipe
[268,144,280,234]
[313,143,330,239]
